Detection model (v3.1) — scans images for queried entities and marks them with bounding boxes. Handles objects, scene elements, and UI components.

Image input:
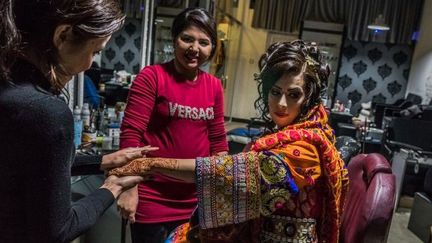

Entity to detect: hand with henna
[108,157,179,176]
[112,157,188,222]
[101,146,159,170]
[108,157,195,182]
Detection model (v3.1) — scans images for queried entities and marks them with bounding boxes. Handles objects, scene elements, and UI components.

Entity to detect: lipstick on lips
[274,111,289,118]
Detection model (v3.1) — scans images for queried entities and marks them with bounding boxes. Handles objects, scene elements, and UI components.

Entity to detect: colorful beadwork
[252,105,348,243]
[195,104,348,243]
[261,215,317,243]
[164,222,191,243]
[196,152,261,229]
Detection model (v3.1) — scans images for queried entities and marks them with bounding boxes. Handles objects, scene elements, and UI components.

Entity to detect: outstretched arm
[109,152,262,229]
[109,157,196,182]
[152,158,196,182]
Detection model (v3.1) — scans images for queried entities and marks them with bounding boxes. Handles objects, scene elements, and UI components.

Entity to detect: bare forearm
[152,159,196,182]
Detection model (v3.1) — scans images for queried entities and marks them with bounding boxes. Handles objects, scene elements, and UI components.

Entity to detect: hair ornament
[303,55,321,83]
[305,55,319,68]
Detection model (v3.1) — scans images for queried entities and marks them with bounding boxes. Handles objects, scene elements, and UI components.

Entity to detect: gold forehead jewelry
[302,55,322,85]
[306,55,319,66]
[302,55,318,73]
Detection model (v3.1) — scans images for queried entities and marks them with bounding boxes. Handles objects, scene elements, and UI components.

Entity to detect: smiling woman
[173,25,213,79]
[117,7,228,243]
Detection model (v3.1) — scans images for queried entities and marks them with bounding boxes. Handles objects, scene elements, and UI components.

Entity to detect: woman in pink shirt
[118,7,228,243]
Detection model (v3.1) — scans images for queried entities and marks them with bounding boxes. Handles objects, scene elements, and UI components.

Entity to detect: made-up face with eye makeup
[268,72,306,128]
[173,25,213,75]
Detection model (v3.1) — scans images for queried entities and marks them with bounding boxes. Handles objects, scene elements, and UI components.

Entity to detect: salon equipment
[408,167,432,242]
[335,136,361,165]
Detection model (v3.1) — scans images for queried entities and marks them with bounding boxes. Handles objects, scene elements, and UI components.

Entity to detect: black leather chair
[373,103,401,129]
[381,117,432,202]
[381,117,432,160]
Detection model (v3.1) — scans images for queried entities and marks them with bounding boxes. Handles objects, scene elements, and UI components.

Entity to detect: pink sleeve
[208,78,228,154]
[120,66,157,149]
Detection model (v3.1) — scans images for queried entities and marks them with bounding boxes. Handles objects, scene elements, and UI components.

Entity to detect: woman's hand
[101,175,144,198]
[100,146,159,170]
[117,186,139,223]
[109,157,195,182]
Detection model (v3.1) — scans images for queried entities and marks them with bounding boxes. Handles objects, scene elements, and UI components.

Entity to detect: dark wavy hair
[0,0,125,92]
[254,40,330,129]
[171,7,218,60]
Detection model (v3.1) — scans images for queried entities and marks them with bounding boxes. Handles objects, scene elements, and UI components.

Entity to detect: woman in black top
[0,1,154,242]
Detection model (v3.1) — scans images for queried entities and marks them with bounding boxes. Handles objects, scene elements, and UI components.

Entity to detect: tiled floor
[388,208,422,243]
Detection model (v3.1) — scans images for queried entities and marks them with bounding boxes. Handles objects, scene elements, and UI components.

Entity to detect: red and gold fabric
[252,104,348,243]
[168,104,348,243]
[165,222,193,243]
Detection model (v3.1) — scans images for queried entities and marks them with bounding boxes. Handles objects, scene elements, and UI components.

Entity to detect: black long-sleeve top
[0,60,114,243]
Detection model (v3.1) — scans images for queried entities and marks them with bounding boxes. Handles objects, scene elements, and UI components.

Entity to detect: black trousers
[130,219,188,243]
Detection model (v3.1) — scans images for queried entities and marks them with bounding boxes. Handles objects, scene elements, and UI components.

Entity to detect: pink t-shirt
[120,61,228,223]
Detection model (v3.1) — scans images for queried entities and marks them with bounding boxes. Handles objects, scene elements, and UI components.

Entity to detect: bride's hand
[100,146,159,170]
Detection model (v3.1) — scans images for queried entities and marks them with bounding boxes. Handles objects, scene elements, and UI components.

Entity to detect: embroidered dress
[171,105,348,243]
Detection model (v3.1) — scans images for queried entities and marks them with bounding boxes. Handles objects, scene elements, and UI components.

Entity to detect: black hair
[0,0,20,82]
[171,7,218,60]
[0,0,125,92]
[254,40,330,129]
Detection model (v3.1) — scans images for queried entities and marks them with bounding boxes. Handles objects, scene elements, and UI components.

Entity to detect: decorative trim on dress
[261,215,317,243]
[196,152,261,229]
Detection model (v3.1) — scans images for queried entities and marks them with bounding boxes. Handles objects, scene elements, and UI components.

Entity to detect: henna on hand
[108,158,179,176]
[108,158,151,176]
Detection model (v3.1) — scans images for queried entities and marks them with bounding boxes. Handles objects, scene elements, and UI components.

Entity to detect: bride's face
[268,72,306,128]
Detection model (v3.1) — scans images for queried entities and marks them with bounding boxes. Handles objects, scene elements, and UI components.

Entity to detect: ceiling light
[368,14,390,31]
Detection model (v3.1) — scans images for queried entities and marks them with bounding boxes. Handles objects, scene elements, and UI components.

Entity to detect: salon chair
[381,117,432,208]
[373,103,402,129]
[421,107,432,121]
[408,166,432,242]
[341,153,396,243]
[381,117,432,157]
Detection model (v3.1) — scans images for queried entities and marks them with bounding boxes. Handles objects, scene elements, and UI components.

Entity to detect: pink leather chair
[341,153,396,243]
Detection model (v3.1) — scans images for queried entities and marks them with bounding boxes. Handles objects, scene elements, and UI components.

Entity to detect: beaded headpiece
[255,48,320,78]
[301,55,322,85]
